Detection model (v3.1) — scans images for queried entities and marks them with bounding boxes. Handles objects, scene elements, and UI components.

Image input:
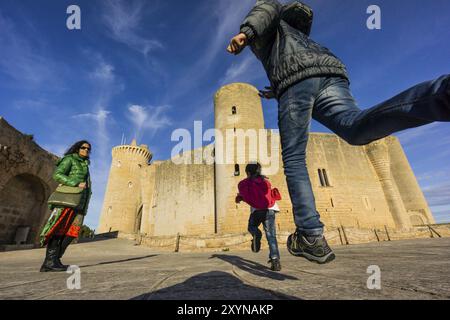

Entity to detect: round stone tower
[386,136,435,225]
[98,139,152,235]
[365,140,412,230]
[214,83,265,233]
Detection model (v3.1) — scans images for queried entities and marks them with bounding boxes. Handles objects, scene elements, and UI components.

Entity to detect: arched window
[234,164,240,176]
[232,106,237,115]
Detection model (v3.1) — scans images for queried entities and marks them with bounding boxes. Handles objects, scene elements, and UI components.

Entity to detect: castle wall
[313,135,396,229]
[145,146,215,236]
[0,117,58,245]
[219,132,398,235]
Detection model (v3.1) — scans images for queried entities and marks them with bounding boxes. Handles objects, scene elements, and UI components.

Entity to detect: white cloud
[102,0,163,57]
[163,0,256,103]
[220,54,260,85]
[90,63,115,83]
[72,109,111,122]
[127,104,172,139]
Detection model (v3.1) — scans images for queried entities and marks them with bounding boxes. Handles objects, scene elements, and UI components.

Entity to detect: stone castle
[97,83,435,239]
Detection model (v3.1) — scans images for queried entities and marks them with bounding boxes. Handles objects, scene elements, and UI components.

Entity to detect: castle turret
[98,139,152,235]
[214,83,265,233]
[365,140,412,230]
[386,136,435,225]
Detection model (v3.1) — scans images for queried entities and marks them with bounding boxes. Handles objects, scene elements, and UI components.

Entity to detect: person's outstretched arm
[227,0,282,55]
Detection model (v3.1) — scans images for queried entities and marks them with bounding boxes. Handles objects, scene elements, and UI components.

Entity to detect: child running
[236,162,282,271]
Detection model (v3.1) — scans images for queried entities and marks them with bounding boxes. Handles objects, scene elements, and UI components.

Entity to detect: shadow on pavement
[79,254,158,268]
[210,254,299,281]
[76,231,119,244]
[131,271,301,300]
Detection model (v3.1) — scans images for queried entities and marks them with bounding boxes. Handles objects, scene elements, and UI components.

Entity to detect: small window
[318,169,325,187]
[322,169,331,187]
[318,168,331,187]
[232,106,237,115]
[234,164,240,176]
[128,182,133,188]
[330,198,334,208]
[117,160,122,168]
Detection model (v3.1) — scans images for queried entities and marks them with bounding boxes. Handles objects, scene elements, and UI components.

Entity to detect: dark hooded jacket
[239,0,349,100]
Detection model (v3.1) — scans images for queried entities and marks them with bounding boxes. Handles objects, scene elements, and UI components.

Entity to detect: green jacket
[53,153,92,216]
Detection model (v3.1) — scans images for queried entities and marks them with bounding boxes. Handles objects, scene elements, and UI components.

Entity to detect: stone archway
[0,174,50,245]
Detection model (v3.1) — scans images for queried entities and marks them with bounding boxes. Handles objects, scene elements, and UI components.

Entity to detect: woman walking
[39,141,92,272]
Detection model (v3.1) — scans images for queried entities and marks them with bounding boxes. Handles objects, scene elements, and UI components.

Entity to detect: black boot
[40,237,68,272]
[57,236,74,268]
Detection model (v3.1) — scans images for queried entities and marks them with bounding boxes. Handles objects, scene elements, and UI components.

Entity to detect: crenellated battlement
[112,145,152,162]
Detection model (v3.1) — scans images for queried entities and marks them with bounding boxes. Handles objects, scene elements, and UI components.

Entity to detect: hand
[227,33,248,55]
[78,182,87,189]
[258,86,275,100]
[235,194,244,204]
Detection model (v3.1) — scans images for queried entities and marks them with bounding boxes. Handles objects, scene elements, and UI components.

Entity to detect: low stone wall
[133,224,450,252]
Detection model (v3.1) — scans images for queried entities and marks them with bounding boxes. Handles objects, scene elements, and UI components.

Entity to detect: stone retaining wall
[133,224,450,253]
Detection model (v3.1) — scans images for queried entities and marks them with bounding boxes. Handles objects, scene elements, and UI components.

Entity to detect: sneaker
[268,258,282,271]
[287,232,335,264]
[251,234,262,253]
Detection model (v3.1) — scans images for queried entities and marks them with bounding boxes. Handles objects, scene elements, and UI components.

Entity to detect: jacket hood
[281,1,313,36]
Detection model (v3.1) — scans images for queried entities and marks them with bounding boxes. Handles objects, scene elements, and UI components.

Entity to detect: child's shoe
[268,258,281,271]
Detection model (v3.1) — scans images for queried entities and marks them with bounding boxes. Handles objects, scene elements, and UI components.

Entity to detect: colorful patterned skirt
[40,207,84,247]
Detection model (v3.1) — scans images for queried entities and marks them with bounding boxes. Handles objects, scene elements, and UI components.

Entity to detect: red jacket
[237,176,281,210]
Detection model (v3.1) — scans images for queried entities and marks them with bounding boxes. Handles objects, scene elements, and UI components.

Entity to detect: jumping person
[39,141,92,272]
[236,162,282,271]
[227,0,450,264]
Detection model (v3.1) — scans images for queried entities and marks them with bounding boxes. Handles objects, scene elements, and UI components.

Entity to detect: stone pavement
[0,238,449,300]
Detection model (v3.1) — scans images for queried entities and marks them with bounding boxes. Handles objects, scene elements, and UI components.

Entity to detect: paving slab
[0,238,449,300]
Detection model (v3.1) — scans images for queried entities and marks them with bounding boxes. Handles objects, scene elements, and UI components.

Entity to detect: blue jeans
[248,209,280,259]
[278,74,450,236]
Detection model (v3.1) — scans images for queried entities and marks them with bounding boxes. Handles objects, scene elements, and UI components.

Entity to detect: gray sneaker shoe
[287,232,335,264]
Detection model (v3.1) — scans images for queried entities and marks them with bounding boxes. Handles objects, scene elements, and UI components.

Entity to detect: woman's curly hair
[64,140,92,158]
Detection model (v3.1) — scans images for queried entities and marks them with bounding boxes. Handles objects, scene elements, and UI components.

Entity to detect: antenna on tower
[121,133,125,145]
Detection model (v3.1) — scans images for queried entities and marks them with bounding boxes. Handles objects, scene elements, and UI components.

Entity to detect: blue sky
[0,0,449,229]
